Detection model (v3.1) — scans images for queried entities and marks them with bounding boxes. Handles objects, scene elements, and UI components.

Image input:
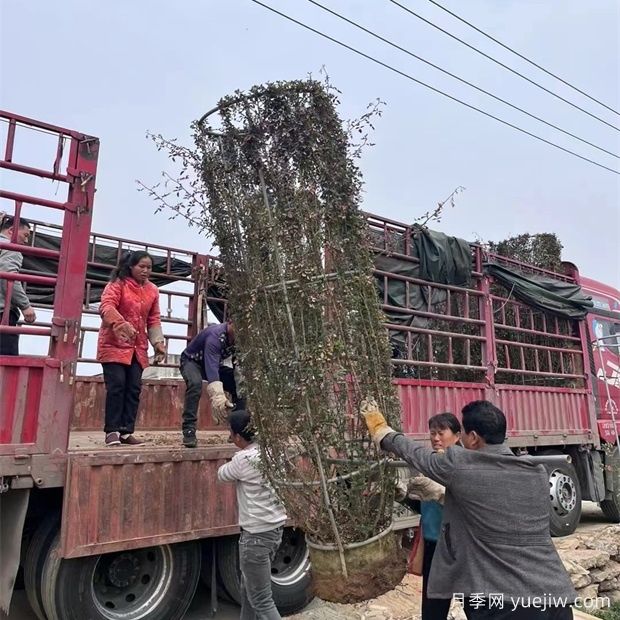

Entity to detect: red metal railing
[0,110,99,461]
[366,213,587,389]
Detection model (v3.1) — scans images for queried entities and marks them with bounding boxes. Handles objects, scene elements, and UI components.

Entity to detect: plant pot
[306,525,406,604]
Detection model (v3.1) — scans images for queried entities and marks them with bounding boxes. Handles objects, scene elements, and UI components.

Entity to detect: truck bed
[68,430,230,451]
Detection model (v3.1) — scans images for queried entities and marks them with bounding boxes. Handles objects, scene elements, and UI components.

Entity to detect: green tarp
[484,262,593,320]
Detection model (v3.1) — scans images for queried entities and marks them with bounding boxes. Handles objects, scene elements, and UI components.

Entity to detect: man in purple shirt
[179,320,244,447]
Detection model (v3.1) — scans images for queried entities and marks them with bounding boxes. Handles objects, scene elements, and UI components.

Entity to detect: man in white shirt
[218,410,287,620]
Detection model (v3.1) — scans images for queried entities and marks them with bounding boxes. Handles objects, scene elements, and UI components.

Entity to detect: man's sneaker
[120,434,144,446]
[105,432,121,447]
[183,430,197,448]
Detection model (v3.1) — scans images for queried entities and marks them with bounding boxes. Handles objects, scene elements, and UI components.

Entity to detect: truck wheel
[216,527,313,615]
[41,534,201,620]
[600,446,620,522]
[540,452,582,537]
[23,514,60,620]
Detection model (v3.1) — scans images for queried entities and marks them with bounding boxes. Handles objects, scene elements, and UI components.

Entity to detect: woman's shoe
[120,434,144,445]
[105,432,121,446]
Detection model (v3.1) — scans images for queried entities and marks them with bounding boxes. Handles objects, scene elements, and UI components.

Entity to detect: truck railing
[366,212,586,389]
[0,110,99,459]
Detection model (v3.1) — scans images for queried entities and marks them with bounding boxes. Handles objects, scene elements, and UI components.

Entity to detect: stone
[599,577,619,593]
[583,526,620,557]
[590,561,620,583]
[567,549,610,570]
[561,559,591,589]
[575,583,599,601]
[604,589,620,604]
[554,536,584,551]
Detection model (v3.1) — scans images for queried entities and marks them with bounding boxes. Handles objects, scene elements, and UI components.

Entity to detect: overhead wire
[425,0,620,117]
[248,0,619,175]
[389,0,620,133]
[304,0,618,160]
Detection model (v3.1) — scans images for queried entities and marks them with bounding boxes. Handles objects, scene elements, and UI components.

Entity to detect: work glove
[407,475,445,504]
[148,325,166,364]
[113,321,137,343]
[360,398,395,448]
[207,381,234,423]
[153,341,166,364]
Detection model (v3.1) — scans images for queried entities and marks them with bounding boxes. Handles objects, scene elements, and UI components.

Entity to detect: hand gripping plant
[178,80,404,602]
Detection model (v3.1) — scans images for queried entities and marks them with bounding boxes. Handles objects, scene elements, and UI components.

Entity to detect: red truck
[1,111,619,620]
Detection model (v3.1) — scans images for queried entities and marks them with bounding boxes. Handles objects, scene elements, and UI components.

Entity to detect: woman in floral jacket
[97,251,166,446]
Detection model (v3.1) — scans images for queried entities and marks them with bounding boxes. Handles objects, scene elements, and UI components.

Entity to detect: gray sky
[2,0,619,285]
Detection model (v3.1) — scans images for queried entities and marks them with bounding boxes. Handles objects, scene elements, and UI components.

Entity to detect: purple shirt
[182,323,232,382]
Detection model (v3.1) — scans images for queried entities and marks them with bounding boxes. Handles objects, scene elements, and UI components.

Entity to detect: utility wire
[426,0,620,117]
[389,0,620,133]
[305,0,618,159]
[248,0,619,175]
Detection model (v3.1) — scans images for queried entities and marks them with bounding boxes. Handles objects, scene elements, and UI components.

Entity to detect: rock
[583,526,620,557]
[599,577,619,593]
[605,589,620,604]
[561,559,591,589]
[590,561,620,583]
[566,549,610,570]
[448,600,466,620]
[575,583,599,601]
[554,536,584,551]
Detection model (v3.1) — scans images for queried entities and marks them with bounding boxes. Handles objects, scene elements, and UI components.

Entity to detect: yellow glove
[360,398,395,447]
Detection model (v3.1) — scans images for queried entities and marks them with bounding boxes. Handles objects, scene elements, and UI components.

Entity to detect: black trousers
[0,308,20,356]
[464,601,573,619]
[179,358,244,432]
[102,355,143,434]
[422,539,451,620]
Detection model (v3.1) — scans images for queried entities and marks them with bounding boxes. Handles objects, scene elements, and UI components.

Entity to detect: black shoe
[183,430,197,448]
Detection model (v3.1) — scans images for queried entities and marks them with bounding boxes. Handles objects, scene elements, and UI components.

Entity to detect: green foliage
[593,603,620,620]
[149,80,400,546]
[488,233,563,272]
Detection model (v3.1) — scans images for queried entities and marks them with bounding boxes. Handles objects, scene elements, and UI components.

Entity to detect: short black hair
[1,215,31,232]
[229,410,255,442]
[461,400,506,444]
[428,412,461,435]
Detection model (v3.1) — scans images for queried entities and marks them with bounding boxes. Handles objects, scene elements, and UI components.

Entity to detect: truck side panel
[61,447,238,558]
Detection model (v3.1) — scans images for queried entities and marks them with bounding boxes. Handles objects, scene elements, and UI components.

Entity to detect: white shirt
[217,443,287,534]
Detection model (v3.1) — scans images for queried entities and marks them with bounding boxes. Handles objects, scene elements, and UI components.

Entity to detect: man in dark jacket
[179,320,245,447]
[362,399,575,620]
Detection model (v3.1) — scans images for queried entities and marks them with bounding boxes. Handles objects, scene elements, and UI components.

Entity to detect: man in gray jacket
[0,215,36,355]
[362,399,575,619]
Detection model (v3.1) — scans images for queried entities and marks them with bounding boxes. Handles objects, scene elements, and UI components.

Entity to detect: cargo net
[190,82,402,560]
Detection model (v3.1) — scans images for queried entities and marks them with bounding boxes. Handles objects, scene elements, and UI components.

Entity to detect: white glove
[407,475,445,504]
[207,381,233,423]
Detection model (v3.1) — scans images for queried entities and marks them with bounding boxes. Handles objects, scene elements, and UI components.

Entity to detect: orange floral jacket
[96,277,161,368]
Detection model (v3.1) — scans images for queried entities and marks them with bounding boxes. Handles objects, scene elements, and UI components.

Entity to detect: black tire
[216,527,313,616]
[23,513,60,620]
[600,446,620,522]
[540,452,582,537]
[41,534,201,620]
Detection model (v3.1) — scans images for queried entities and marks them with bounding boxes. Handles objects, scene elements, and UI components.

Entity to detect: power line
[248,0,619,175]
[426,0,620,117]
[304,0,618,159]
[389,0,620,133]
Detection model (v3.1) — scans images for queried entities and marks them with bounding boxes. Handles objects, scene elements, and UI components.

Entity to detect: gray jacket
[382,433,576,601]
[0,235,30,313]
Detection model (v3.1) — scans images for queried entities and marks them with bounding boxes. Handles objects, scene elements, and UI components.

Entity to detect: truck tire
[600,446,620,522]
[216,527,313,615]
[23,514,60,620]
[540,451,582,537]
[41,533,201,620]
